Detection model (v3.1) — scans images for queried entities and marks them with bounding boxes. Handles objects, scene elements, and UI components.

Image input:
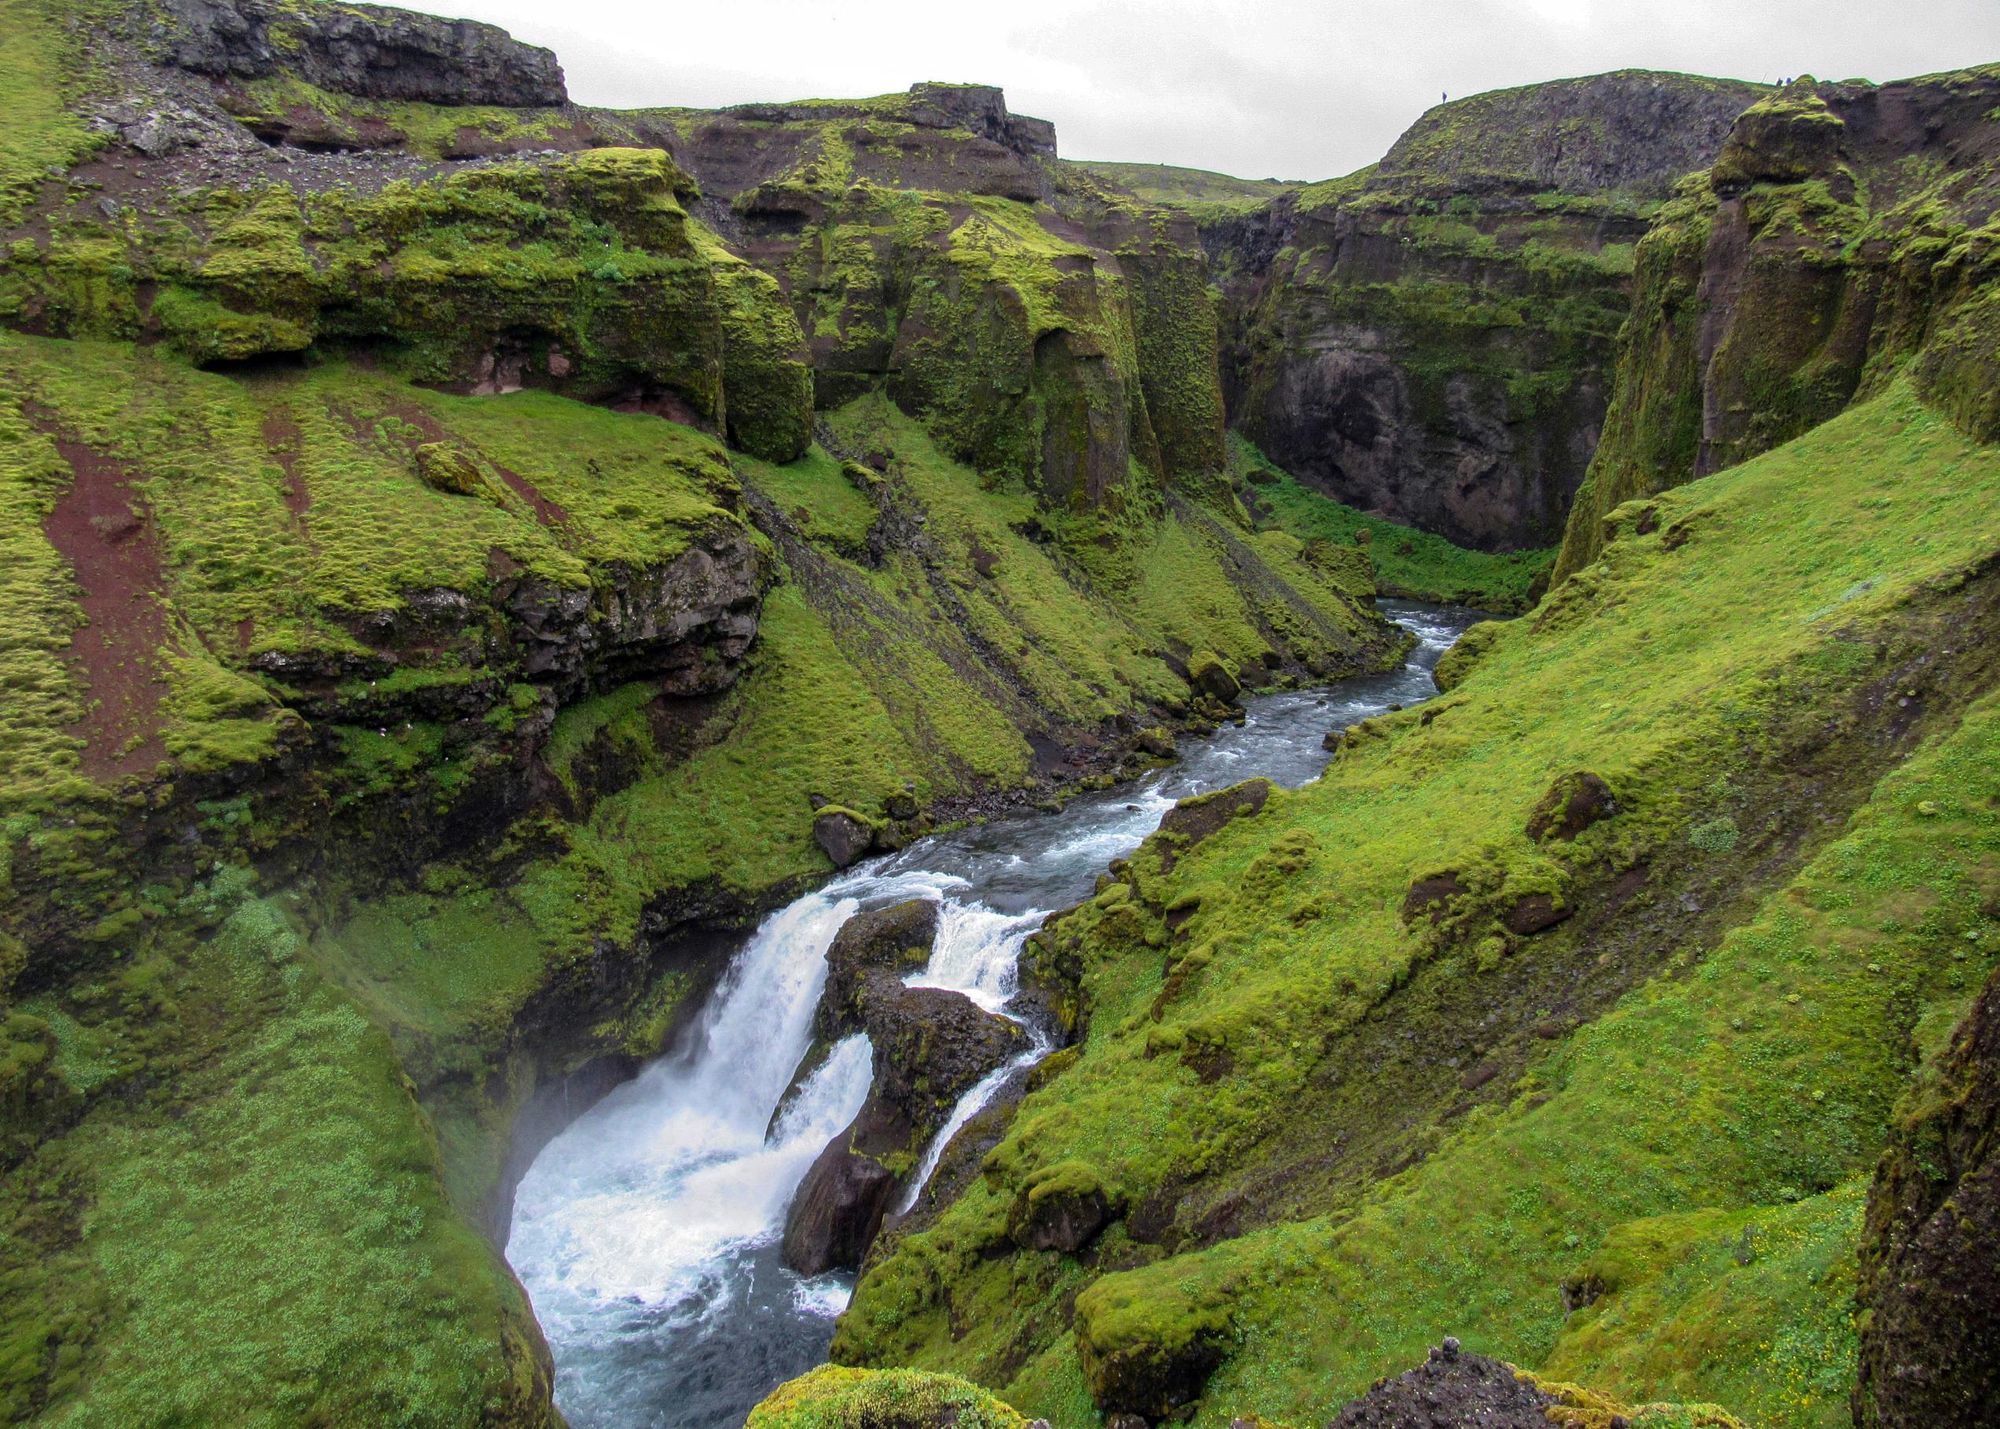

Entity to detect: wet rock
[1525,770,1618,842]
[1854,962,2000,1426]
[817,901,940,1039]
[1007,1160,1112,1253]
[784,970,1021,1275]
[813,809,877,869]
[781,1131,899,1277]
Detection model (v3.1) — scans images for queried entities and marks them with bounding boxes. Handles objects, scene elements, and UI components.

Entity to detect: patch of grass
[1234,436,1552,612]
[0,0,110,227]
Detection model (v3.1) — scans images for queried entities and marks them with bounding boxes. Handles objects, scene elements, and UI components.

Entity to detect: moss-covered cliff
[1553,66,2000,581]
[1201,72,1765,553]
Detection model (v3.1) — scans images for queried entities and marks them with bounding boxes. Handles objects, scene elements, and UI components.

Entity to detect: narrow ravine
[505,600,1487,1429]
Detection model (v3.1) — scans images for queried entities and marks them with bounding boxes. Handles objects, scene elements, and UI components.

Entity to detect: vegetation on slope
[1231,436,1553,612]
[1065,161,1296,217]
[834,381,2000,1428]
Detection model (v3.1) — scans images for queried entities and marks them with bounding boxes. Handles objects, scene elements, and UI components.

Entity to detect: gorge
[0,4,1996,1429]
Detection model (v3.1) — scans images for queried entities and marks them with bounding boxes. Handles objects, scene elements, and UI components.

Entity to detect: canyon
[0,4,1995,1429]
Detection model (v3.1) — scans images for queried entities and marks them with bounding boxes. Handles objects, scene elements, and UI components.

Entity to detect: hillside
[0,3,1996,1428]
[1065,161,1297,214]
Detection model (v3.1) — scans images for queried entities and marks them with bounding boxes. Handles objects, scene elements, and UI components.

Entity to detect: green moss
[748,1367,1028,1429]
[1235,437,1551,611]
[0,0,111,227]
[0,898,551,1426]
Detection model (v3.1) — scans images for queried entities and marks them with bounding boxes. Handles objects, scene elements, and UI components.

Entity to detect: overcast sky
[431,0,1999,180]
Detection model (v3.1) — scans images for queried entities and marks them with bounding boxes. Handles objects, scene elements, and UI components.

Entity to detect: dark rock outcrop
[1854,963,2000,1427]
[152,0,568,107]
[817,900,941,1037]
[1215,73,1765,552]
[1328,1341,1575,1427]
[783,1137,900,1277]
[813,809,878,870]
[783,904,1023,1274]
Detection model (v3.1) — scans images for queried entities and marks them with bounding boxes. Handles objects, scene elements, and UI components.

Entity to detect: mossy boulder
[1186,650,1240,704]
[747,1366,1030,1429]
[1006,1159,1113,1253]
[412,442,489,497]
[1073,1265,1234,1417]
[1158,777,1272,853]
[1525,771,1618,842]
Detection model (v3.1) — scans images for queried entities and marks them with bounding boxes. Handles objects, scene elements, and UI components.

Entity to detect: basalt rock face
[1212,73,1765,552]
[1553,66,2000,580]
[1854,963,2000,1427]
[665,85,1236,512]
[784,902,1023,1274]
[783,979,1021,1275]
[148,0,567,107]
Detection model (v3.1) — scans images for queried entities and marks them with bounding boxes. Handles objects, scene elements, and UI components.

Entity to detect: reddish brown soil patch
[44,440,169,781]
[261,410,312,517]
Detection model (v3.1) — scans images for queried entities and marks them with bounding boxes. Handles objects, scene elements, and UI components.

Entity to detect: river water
[504,600,1485,1429]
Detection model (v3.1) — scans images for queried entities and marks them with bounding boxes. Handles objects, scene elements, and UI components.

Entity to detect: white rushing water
[506,600,1486,1429]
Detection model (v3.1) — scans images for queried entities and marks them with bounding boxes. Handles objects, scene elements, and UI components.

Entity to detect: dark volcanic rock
[817,900,940,1039]
[1854,962,2000,1427]
[782,948,1022,1274]
[812,809,877,869]
[782,1130,899,1277]
[153,0,567,106]
[1327,1341,1565,1428]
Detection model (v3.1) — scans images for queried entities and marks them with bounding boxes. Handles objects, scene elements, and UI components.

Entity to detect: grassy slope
[1066,161,1296,213]
[2,887,549,1426]
[834,382,2000,1427]
[1233,436,1554,612]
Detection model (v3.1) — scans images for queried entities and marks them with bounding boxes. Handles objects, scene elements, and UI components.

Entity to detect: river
[504,600,1486,1429]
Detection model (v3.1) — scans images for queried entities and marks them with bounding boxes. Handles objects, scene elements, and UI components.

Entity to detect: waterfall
[507,599,1492,1429]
